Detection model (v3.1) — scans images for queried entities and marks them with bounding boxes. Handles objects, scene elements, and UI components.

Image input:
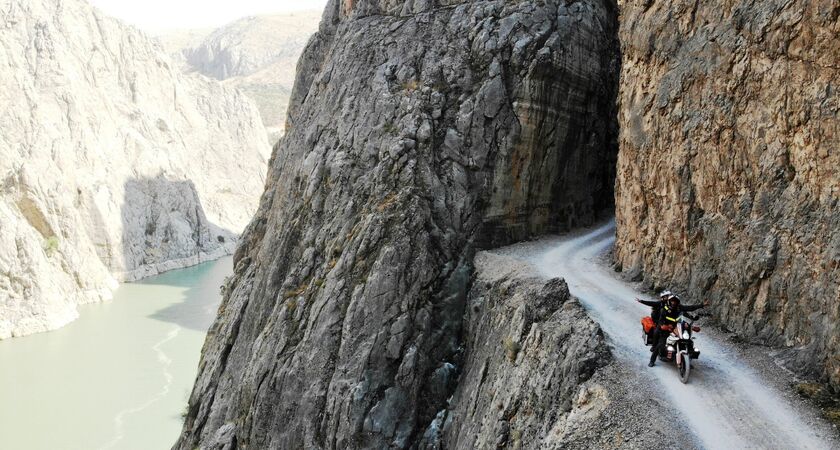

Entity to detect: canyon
[1,0,836,447]
[0,0,269,338]
[177,0,838,447]
[176,0,619,447]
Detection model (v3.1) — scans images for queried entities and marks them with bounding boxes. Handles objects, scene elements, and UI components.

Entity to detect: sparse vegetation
[796,382,840,426]
[510,429,522,450]
[377,192,399,212]
[502,336,521,362]
[382,121,398,135]
[401,79,421,91]
[826,408,840,425]
[345,223,361,242]
[796,382,823,398]
[284,282,308,299]
[43,236,59,257]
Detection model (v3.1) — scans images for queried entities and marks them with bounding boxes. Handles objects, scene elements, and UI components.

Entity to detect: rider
[637,293,708,367]
[637,290,672,323]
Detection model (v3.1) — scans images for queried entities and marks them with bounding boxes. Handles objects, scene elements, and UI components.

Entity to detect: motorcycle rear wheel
[679,353,691,384]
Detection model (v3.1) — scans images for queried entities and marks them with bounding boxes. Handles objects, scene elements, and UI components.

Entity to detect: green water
[0,257,231,450]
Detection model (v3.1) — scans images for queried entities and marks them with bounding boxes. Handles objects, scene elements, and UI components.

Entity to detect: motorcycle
[644,314,702,383]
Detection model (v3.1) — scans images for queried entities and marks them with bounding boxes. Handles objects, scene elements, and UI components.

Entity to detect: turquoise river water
[0,257,231,450]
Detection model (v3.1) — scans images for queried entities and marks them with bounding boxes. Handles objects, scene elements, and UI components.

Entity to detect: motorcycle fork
[673,343,682,366]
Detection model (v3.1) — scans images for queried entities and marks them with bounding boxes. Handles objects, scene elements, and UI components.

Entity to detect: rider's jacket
[638,299,663,322]
[640,300,704,327]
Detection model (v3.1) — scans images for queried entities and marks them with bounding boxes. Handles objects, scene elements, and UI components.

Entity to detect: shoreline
[0,241,236,341]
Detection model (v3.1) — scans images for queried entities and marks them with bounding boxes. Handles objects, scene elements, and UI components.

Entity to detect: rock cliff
[434,252,609,449]
[434,251,685,449]
[0,0,269,338]
[614,0,839,386]
[177,0,619,447]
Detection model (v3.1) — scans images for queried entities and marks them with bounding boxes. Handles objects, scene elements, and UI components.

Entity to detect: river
[0,257,230,450]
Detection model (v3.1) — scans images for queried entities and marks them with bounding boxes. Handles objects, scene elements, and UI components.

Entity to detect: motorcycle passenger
[638,294,707,367]
[637,290,672,323]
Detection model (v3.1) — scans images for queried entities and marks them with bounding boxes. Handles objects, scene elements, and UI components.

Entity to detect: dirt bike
[644,314,702,383]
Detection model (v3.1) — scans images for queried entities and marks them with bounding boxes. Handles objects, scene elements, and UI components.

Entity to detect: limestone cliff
[177,0,619,447]
[614,0,839,386]
[0,0,269,338]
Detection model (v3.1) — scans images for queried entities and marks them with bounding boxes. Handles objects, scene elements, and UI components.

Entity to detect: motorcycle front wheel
[679,352,691,384]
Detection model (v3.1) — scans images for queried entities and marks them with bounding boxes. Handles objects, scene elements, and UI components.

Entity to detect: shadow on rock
[119,176,236,281]
[117,175,237,331]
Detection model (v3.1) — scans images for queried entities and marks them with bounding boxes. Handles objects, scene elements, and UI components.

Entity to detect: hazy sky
[88,0,328,31]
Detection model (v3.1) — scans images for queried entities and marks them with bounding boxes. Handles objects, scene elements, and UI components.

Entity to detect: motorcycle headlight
[682,331,690,339]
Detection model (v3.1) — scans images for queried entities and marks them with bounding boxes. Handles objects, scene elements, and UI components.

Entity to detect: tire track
[527,220,837,450]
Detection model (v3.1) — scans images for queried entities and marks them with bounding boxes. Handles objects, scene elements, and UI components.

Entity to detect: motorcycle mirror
[692,326,701,332]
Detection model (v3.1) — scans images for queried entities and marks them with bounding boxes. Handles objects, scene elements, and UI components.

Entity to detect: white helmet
[659,290,673,299]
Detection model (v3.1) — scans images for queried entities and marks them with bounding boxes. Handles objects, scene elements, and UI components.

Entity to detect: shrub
[502,336,521,362]
[402,79,421,91]
[382,121,398,134]
[43,236,59,257]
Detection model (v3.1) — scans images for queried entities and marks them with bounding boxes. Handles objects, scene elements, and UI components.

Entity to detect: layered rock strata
[177,0,619,447]
[614,0,840,386]
[0,0,269,338]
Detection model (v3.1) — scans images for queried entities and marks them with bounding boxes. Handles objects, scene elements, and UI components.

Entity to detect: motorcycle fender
[677,351,688,366]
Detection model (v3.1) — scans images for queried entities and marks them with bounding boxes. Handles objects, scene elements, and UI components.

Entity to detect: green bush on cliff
[43,236,59,257]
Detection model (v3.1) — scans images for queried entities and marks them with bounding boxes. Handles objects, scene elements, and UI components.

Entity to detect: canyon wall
[434,253,609,449]
[177,0,619,447]
[0,0,269,338]
[615,0,839,386]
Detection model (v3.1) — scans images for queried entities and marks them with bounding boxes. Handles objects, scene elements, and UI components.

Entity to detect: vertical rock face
[0,0,269,338]
[615,0,839,386]
[177,0,619,448]
[436,253,608,449]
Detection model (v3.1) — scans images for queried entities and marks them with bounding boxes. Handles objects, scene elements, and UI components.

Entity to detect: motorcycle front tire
[679,352,691,384]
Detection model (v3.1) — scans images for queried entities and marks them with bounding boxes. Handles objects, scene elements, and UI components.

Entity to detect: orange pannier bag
[641,316,655,334]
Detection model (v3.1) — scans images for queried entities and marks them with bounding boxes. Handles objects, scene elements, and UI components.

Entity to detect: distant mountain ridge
[159,11,322,143]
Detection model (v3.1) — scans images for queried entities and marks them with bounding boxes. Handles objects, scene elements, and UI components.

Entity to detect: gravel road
[490,220,839,449]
